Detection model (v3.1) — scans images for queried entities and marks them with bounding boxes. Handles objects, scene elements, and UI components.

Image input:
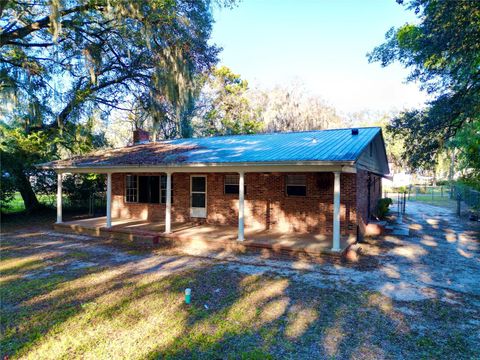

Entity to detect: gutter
[37,160,357,171]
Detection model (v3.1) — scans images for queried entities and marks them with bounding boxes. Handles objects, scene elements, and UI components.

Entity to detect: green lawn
[1,193,27,214]
[409,194,458,210]
[1,193,57,214]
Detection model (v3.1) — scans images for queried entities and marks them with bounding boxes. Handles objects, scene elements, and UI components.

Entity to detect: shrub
[417,186,427,194]
[0,172,16,210]
[376,197,393,219]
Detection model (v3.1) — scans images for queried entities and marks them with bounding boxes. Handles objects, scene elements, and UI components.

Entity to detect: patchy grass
[1,216,479,359]
[1,252,479,359]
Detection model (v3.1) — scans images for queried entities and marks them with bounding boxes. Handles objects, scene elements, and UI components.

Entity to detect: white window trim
[190,175,207,218]
[224,174,242,195]
[160,174,167,204]
[285,174,307,197]
[125,174,139,203]
[125,174,171,204]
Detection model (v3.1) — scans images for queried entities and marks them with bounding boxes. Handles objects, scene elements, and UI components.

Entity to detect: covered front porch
[54,216,353,256]
[54,167,350,253]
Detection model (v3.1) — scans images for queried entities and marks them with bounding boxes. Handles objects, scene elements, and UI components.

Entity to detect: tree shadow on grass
[1,209,479,359]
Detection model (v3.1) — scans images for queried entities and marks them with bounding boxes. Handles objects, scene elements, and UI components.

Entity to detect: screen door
[190,176,206,218]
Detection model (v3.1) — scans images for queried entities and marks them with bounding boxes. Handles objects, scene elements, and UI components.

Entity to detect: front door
[190,175,207,218]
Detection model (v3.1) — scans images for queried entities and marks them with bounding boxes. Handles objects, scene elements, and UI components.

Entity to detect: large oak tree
[369,0,480,172]
[0,0,225,211]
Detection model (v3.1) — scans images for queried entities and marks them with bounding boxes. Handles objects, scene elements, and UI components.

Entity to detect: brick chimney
[133,129,150,145]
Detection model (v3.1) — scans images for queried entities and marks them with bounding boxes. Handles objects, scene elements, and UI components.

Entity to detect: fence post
[397,193,400,215]
[457,194,461,216]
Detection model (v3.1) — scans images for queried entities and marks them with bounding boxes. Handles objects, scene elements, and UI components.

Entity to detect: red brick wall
[112,173,165,221]
[356,169,382,234]
[112,171,359,236]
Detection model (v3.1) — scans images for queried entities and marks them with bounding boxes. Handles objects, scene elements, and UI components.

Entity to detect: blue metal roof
[163,127,381,163]
[40,127,384,169]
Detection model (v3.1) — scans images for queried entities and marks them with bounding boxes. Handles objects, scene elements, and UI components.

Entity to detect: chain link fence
[451,184,480,211]
[40,192,106,216]
[383,183,480,221]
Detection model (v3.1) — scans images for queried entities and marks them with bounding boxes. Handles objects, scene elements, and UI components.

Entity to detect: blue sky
[211,0,428,114]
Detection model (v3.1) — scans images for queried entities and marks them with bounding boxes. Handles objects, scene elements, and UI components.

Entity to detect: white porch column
[332,171,341,251]
[56,172,63,223]
[106,173,112,228]
[238,171,245,241]
[165,172,172,234]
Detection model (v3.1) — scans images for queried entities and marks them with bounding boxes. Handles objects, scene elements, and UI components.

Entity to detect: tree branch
[6,41,57,47]
[0,4,103,46]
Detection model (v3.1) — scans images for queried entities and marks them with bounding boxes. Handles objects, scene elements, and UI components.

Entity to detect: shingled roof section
[39,127,382,169]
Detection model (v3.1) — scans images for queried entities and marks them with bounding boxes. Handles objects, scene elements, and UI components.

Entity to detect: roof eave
[38,160,357,173]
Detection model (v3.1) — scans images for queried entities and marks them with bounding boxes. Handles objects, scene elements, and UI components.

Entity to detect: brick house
[40,127,389,252]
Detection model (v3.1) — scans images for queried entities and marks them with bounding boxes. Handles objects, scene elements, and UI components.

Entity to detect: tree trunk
[449,150,456,181]
[15,171,41,212]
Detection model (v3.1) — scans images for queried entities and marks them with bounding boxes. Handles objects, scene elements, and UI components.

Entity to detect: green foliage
[0,125,54,181]
[449,121,480,179]
[195,66,264,136]
[1,0,222,137]
[0,172,16,209]
[375,197,393,219]
[62,174,106,202]
[368,0,480,171]
[0,0,228,209]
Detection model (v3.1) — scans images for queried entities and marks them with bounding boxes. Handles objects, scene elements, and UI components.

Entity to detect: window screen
[125,175,138,203]
[191,193,206,208]
[224,174,245,195]
[191,176,206,192]
[286,175,306,196]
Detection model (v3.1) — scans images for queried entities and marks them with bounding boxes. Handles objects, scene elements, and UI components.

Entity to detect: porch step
[52,222,345,260]
[53,222,163,246]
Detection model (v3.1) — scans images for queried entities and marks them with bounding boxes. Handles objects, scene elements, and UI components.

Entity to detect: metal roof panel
[39,127,383,168]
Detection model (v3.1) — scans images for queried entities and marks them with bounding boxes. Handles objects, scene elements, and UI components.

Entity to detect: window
[286,175,306,196]
[125,175,171,204]
[160,175,167,203]
[224,174,246,195]
[126,175,138,203]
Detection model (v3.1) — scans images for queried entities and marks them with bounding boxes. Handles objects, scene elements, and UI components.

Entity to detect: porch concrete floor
[56,216,351,255]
